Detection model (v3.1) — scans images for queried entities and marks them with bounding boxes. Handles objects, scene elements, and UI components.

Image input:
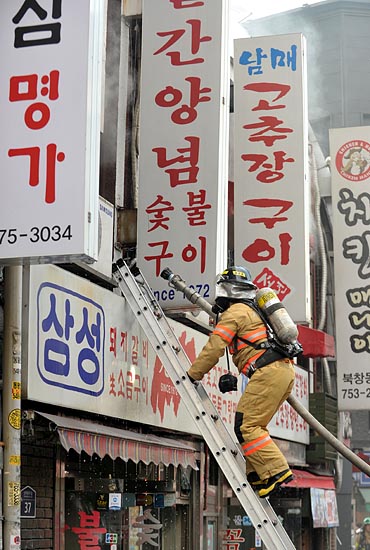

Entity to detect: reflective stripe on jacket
[187,301,268,381]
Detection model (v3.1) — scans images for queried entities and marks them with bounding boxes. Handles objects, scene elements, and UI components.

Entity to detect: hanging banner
[330,126,370,410]
[137,0,230,309]
[0,0,105,264]
[233,34,310,323]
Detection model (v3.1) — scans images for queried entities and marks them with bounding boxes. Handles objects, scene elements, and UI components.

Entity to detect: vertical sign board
[137,0,230,309]
[233,35,310,323]
[0,0,105,264]
[330,126,370,411]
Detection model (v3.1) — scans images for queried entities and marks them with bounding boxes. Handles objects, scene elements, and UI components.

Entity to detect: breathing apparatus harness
[214,298,303,392]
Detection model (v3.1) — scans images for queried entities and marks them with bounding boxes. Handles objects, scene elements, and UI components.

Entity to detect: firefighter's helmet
[214,266,257,311]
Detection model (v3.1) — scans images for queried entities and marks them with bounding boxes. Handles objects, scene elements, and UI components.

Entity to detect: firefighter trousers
[234,358,295,482]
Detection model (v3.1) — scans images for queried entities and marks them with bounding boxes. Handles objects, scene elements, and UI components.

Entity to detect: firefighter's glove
[218,373,238,393]
[187,372,198,385]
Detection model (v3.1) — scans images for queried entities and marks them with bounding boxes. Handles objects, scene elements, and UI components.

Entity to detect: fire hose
[161,267,370,477]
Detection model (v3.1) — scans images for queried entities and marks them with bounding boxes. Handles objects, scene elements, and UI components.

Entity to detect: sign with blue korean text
[22,264,309,443]
[0,0,105,264]
[233,34,310,323]
[330,126,370,410]
[137,0,230,309]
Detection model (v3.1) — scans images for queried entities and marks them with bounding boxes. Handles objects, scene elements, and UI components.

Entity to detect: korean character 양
[153,136,200,188]
[155,77,211,125]
[12,0,62,48]
[154,19,211,66]
[239,47,268,75]
[9,70,60,130]
[8,143,65,204]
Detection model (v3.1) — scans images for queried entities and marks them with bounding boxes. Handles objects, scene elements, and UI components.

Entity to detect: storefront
[21,411,201,550]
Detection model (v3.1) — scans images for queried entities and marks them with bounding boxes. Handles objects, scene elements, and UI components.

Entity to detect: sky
[230,0,324,38]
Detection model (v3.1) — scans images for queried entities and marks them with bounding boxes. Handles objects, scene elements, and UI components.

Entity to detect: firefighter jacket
[188,301,267,381]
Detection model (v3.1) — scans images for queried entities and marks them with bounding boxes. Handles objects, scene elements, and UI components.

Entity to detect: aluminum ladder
[112,259,296,550]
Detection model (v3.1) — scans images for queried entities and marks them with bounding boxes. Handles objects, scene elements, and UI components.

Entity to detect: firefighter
[187,266,295,498]
[356,517,370,550]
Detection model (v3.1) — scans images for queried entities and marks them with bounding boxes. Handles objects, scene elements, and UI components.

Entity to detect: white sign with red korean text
[233,34,310,323]
[22,264,308,443]
[0,0,105,264]
[137,0,230,309]
[330,126,370,411]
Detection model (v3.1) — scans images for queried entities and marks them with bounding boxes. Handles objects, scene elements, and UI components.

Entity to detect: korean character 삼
[42,292,73,376]
[12,0,62,48]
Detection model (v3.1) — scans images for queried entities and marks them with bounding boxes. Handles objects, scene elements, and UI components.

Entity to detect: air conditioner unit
[92,197,114,278]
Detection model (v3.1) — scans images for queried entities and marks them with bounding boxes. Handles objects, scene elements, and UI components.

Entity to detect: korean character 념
[12,0,62,48]
[155,76,211,125]
[153,135,200,188]
[239,47,268,75]
[154,19,211,66]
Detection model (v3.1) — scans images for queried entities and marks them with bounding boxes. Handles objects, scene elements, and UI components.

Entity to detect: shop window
[63,450,192,549]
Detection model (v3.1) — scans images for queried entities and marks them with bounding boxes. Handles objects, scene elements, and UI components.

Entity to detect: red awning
[297,325,335,358]
[37,411,199,470]
[285,469,335,489]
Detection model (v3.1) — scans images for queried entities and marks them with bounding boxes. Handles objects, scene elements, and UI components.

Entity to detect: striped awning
[36,411,199,470]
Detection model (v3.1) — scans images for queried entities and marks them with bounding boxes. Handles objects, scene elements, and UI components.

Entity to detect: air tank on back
[255,287,298,344]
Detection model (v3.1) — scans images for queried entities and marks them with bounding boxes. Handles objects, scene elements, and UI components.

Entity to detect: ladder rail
[113,260,296,550]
